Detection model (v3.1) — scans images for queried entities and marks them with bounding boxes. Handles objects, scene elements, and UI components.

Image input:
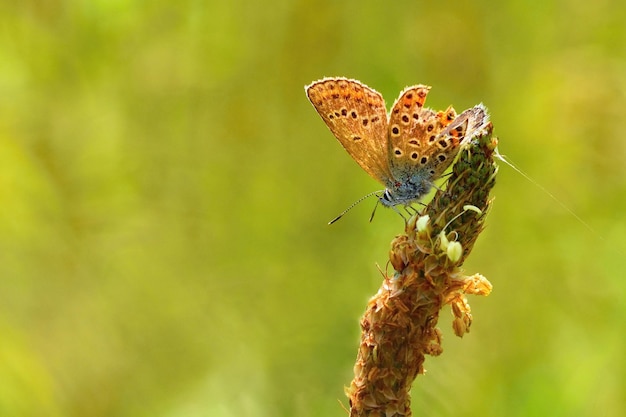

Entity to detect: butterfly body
[306,77,489,209]
[379,172,433,207]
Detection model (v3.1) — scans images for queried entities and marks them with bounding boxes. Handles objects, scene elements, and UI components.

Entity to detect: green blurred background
[1,1,625,416]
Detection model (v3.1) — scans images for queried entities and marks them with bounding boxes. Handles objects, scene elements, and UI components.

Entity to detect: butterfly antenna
[329,190,383,225]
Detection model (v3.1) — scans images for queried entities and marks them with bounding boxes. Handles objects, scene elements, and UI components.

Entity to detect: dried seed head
[348,118,498,417]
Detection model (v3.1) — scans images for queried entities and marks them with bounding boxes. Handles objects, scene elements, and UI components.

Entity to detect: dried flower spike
[347,123,498,417]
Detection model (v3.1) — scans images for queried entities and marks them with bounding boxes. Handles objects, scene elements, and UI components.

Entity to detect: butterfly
[306,77,489,219]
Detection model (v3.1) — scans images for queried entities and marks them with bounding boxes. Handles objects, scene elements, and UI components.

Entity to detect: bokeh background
[1,1,625,416]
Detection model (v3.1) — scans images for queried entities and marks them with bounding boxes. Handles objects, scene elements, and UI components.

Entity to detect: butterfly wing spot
[395,86,429,109]
[429,135,436,142]
[408,139,420,147]
[394,148,402,156]
[420,156,428,165]
[411,152,419,160]
[351,111,358,119]
[362,118,369,126]
[437,154,447,162]
[412,113,420,120]
[353,136,362,141]
[391,125,400,137]
[427,124,434,132]
[437,106,457,128]
[401,114,410,124]
[437,139,449,148]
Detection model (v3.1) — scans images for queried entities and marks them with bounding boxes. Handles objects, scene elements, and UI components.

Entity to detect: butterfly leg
[369,199,380,223]
[389,204,408,222]
[404,205,420,215]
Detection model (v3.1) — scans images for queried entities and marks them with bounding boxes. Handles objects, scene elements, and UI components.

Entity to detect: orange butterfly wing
[306,78,394,187]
